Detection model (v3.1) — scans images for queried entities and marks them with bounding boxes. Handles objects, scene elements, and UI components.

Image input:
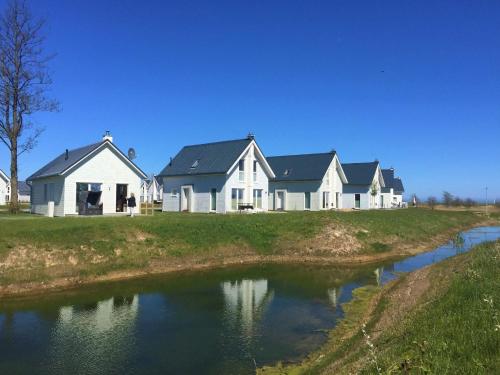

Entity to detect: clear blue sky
[1,0,499,200]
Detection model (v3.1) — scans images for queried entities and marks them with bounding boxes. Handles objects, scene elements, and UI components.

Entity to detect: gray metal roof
[393,177,405,193]
[159,138,253,177]
[342,162,379,185]
[18,181,31,195]
[267,152,336,181]
[382,168,405,193]
[27,140,147,181]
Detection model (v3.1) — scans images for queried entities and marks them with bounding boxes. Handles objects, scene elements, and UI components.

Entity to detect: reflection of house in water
[327,287,343,308]
[221,279,274,336]
[50,295,139,371]
[374,267,384,286]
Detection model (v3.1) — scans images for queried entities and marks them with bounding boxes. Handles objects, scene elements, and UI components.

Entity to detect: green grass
[0,208,493,285]
[361,240,500,374]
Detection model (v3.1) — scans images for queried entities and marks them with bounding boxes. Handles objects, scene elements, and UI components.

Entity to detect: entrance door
[276,191,285,211]
[116,184,128,212]
[322,192,330,209]
[182,186,192,212]
[380,195,384,208]
[355,194,361,209]
[336,192,340,209]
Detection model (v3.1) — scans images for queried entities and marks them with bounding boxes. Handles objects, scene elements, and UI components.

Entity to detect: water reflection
[221,279,274,336]
[327,287,342,308]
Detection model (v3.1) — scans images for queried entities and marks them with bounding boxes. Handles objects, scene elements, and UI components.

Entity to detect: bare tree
[427,196,437,210]
[442,191,453,207]
[0,0,58,213]
[464,198,476,208]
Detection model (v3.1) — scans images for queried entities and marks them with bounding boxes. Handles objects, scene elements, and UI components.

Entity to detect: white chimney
[102,130,113,142]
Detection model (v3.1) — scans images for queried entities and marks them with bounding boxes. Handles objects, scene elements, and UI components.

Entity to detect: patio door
[355,194,361,209]
[380,195,384,208]
[210,188,217,212]
[116,184,128,212]
[276,190,285,211]
[336,192,340,209]
[181,186,193,212]
[322,192,330,209]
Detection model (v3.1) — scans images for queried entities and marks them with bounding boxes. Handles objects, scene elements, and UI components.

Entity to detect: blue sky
[0,0,499,200]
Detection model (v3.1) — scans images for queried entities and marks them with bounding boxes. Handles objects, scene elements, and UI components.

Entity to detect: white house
[0,169,9,205]
[141,176,162,203]
[381,168,405,207]
[27,133,147,216]
[159,135,275,213]
[266,152,348,211]
[342,161,386,209]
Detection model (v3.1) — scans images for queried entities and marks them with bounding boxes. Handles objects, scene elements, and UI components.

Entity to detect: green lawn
[361,240,500,374]
[0,209,493,286]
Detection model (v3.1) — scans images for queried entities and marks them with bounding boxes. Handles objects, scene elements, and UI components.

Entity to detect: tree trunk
[9,137,18,213]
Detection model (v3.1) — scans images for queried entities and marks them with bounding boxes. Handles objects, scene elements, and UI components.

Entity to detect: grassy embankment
[0,208,496,290]
[260,239,500,375]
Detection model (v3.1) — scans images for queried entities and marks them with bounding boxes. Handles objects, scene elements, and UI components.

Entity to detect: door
[210,188,217,211]
[116,184,128,212]
[336,192,340,209]
[355,194,361,209]
[304,192,311,210]
[276,191,285,211]
[322,192,330,209]
[182,186,192,212]
[380,195,384,208]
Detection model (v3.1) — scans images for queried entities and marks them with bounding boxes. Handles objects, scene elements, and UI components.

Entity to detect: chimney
[65,149,69,160]
[247,133,255,140]
[102,130,113,143]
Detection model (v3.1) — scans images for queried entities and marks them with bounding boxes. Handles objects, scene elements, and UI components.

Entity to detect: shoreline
[1,220,495,299]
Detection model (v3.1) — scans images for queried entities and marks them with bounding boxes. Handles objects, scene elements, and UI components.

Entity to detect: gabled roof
[342,162,381,186]
[27,140,147,181]
[382,168,405,193]
[267,152,347,182]
[393,177,405,193]
[0,169,9,183]
[159,137,274,178]
[18,181,31,195]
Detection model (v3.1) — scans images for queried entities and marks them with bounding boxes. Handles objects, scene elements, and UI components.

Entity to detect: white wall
[0,177,8,205]
[162,174,227,213]
[31,176,65,216]
[63,146,143,215]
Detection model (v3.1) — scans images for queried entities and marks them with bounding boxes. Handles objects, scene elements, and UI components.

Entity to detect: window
[44,183,55,203]
[238,159,245,182]
[325,169,330,186]
[191,159,200,169]
[253,160,258,182]
[253,189,262,209]
[283,169,290,176]
[304,192,311,210]
[210,188,217,211]
[231,188,244,210]
[171,189,178,197]
[76,183,102,212]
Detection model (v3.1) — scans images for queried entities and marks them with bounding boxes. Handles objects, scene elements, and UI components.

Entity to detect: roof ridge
[182,138,251,149]
[343,161,378,165]
[267,152,335,158]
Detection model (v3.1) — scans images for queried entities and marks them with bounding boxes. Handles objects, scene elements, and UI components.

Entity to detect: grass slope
[0,209,492,287]
[361,240,500,374]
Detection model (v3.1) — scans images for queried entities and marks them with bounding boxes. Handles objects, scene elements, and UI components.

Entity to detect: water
[1,226,499,374]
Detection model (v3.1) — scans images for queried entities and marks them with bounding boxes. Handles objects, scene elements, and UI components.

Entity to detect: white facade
[30,142,146,216]
[268,155,346,211]
[0,170,9,205]
[162,141,274,213]
[343,166,385,210]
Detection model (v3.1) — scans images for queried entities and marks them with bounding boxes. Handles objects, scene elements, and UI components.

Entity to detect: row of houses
[24,133,404,216]
[0,169,31,205]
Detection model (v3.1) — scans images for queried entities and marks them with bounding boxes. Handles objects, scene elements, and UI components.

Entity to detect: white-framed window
[304,192,311,210]
[322,191,330,209]
[238,159,245,182]
[253,160,258,182]
[171,189,178,197]
[231,188,244,210]
[325,169,330,186]
[253,189,262,209]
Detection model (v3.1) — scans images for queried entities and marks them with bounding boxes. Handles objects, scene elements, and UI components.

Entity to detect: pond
[1,226,499,374]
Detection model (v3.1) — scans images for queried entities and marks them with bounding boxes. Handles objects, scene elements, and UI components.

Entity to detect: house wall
[31,176,65,216]
[224,144,270,212]
[63,146,143,215]
[342,185,371,209]
[268,155,345,211]
[0,176,8,205]
[381,188,393,208]
[269,180,322,210]
[162,174,227,213]
[393,193,403,206]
